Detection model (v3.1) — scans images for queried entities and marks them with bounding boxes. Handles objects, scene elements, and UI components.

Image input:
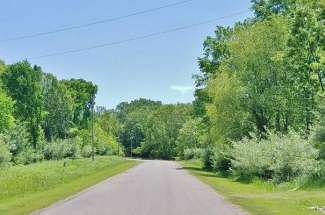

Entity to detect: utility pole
[91,103,95,161]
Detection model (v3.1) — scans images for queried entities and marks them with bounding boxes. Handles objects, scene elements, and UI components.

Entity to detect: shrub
[211,144,232,175]
[96,144,111,156]
[43,139,80,160]
[15,149,44,165]
[0,136,11,167]
[183,148,204,160]
[201,147,215,169]
[81,145,92,158]
[312,127,325,159]
[5,123,30,156]
[231,132,319,183]
[271,133,319,183]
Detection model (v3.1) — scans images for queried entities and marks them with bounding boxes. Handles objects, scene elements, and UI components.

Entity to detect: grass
[180,160,325,215]
[0,156,139,215]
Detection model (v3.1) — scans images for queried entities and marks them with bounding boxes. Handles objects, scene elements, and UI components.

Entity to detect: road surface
[33,160,246,215]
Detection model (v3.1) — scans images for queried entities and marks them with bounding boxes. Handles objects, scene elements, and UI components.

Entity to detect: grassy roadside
[0,156,139,215]
[180,160,325,215]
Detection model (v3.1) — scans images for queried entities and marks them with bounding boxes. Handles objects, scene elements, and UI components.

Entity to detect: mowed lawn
[180,160,325,215]
[0,156,139,215]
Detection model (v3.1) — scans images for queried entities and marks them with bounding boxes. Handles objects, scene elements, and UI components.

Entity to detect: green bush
[15,149,44,165]
[231,132,319,183]
[81,145,92,158]
[183,148,204,160]
[201,147,215,169]
[0,136,11,167]
[96,144,112,156]
[312,127,325,159]
[211,145,232,175]
[5,123,30,156]
[43,139,80,160]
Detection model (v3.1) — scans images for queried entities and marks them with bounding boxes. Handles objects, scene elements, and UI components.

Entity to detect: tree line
[0,60,120,165]
[189,0,325,184]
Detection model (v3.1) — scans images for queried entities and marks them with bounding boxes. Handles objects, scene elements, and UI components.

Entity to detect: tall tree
[43,74,73,141]
[62,79,98,129]
[2,61,44,148]
[285,1,325,132]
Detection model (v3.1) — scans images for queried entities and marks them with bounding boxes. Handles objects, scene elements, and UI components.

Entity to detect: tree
[284,2,325,132]
[0,89,14,133]
[251,0,295,19]
[176,118,203,157]
[193,26,233,118]
[61,79,98,129]
[137,104,192,159]
[43,74,74,141]
[0,60,6,74]
[206,72,252,143]
[116,98,162,156]
[1,61,44,148]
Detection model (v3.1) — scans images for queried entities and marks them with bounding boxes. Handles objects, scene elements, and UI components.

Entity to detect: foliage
[15,149,44,165]
[116,98,162,156]
[43,74,74,141]
[201,147,215,170]
[0,157,138,215]
[0,89,14,133]
[0,136,11,168]
[231,132,319,183]
[1,61,44,148]
[176,118,203,158]
[61,79,97,129]
[43,139,81,160]
[5,122,30,156]
[211,144,232,175]
[206,72,252,142]
[183,148,204,160]
[136,104,192,159]
[181,160,325,215]
[81,145,92,158]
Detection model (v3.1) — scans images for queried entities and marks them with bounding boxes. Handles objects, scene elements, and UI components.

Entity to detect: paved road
[34,160,246,215]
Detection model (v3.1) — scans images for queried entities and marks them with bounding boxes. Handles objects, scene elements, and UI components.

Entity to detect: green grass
[180,160,325,215]
[0,156,139,215]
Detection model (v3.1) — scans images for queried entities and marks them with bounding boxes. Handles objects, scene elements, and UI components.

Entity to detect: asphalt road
[34,160,246,215]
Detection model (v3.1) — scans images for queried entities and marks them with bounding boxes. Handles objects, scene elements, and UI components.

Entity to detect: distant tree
[0,60,6,74]
[116,98,162,156]
[138,104,192,159]
[176,118,203,157]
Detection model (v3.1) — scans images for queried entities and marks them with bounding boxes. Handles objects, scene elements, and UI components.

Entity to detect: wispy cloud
[170,85,194,94]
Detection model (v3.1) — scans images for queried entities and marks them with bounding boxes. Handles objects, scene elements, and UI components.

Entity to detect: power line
[0,0,196,42]
[29,10,250,60]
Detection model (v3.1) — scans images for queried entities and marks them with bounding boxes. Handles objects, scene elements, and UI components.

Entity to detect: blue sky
[0,0,253,108]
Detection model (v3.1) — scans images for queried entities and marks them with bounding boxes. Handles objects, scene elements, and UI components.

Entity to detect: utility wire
[31,11,250,60]
[0,0,196,42]
[29,10,249,60]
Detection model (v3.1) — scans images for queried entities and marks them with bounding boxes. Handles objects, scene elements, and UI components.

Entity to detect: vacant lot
[0,156,138,215]
[180,160,325,215]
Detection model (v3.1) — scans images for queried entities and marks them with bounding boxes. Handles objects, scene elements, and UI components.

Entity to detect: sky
[0,0,253,109]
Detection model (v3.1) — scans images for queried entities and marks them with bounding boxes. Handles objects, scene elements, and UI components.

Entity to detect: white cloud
[170,85,194,94]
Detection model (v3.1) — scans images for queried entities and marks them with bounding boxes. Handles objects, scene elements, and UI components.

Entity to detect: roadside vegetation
[0,156,138,215]
[181,160,325,215]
